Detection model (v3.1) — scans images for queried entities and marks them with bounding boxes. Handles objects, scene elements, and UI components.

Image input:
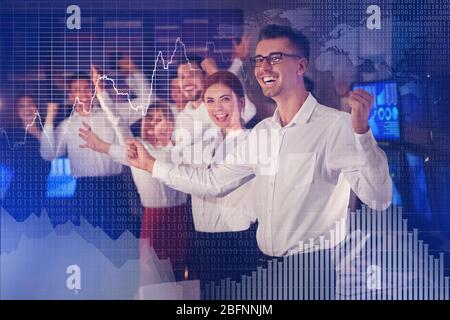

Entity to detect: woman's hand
[79,121,110,154]
[126,138,156,173]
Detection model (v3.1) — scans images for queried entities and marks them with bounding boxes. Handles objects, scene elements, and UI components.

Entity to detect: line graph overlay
[1,37,246,152]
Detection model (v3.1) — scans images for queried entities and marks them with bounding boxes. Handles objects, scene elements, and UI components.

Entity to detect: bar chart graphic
[204,205,449,300]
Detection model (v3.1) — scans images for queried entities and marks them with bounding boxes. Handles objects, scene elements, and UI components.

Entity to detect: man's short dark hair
[67,72,91,87]
[258,24,310,61]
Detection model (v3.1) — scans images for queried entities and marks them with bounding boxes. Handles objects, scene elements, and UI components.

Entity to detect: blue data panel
[0,163,13,199]
[46,158,76,198]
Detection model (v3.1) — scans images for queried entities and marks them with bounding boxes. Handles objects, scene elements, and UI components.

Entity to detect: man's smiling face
[254,37,305,99]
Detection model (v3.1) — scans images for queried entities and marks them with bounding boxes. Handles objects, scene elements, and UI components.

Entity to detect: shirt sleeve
[325,113,392,210]
[152,131,256,197]
[214,185,257,233]
[98,71,150,127]
[108,144,128,165]
[39,121,68,161]
[109,138,163,165]
[197,205,255,233]
[97,92,135,145]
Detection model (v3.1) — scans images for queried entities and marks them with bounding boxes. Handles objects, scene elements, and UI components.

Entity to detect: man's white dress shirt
[153,93,392,257]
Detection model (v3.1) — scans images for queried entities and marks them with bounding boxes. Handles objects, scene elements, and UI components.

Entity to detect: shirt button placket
[266,176,275,255]
[266,128,286,256]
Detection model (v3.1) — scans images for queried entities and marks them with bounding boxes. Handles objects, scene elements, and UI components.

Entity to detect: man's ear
[297,58,308,76]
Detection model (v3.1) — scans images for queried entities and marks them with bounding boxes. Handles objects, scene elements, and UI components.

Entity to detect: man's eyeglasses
[249,52,304,67]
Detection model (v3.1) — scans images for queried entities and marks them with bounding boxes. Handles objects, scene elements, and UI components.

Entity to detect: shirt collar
[184,101,204,112]
[271,92,317,128]
[185,101,194,111]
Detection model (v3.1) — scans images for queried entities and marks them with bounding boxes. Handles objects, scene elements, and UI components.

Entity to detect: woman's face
[204,83,243,131]
[17,96,38,126]
[141,109,173,146]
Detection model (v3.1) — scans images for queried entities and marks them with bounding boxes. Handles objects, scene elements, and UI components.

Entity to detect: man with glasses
[126,24,392,296]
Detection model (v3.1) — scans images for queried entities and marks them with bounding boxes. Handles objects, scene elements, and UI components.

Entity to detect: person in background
[1,94,50,221]
[39,66,143,239]
[107,53,153,126]
[170,78,186,117]
[78,100,190,282]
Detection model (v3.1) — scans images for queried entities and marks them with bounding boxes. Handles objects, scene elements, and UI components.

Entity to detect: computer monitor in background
[405,151,432,222]
[353,80,401,142]
[399,81,432,148]
[46,158,76,198]
[385,150,405,207]
[0,163,13,200]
